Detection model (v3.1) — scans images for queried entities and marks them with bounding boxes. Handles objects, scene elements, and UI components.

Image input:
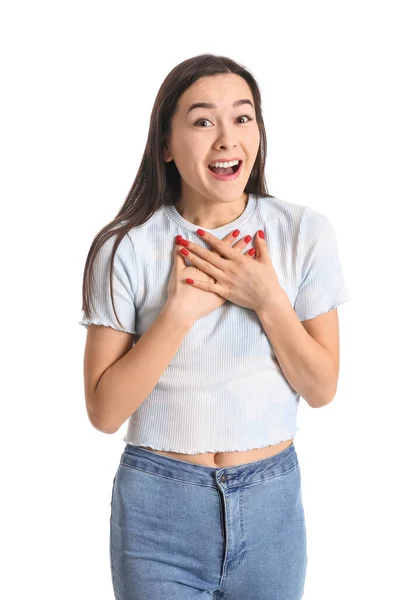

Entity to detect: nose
[216,140,237,152]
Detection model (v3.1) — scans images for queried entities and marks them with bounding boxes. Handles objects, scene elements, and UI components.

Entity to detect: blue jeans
[110,441,308,599]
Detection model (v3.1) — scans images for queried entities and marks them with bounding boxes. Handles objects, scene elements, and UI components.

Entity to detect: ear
[163,138,172,162]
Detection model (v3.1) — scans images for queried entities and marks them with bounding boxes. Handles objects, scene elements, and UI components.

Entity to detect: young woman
[79,54,350,599]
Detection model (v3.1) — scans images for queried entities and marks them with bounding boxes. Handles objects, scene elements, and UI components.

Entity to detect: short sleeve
[78,232,137,334]
[294,208,351,321]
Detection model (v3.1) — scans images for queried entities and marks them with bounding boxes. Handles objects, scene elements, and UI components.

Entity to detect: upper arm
[301,307,340,385]
[83,324,134,429]
[78,231,138,429]
[78,232,138,333]
[294,208,351,322]
[293,209,350,401]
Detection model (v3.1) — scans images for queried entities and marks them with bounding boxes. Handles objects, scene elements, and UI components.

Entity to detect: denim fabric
[110,441,308,599]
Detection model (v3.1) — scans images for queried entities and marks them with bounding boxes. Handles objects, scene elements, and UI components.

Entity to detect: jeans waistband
[120,441,297,489]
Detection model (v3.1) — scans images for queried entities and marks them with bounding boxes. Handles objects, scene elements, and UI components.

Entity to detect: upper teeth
[209,160,240,168]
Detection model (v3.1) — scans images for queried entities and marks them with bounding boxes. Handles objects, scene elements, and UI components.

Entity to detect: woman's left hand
[180,229,286,313]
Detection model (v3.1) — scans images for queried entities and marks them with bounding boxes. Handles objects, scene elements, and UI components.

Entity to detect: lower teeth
[211,166,235,175]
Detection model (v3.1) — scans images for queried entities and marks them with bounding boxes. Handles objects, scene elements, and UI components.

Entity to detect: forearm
[92,301,194,434]
[256,292,337,408]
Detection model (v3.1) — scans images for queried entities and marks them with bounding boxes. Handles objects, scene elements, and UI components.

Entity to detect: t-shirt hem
[122,428,299,455]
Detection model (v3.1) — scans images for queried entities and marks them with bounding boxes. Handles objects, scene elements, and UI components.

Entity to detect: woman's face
[164,73,261,203]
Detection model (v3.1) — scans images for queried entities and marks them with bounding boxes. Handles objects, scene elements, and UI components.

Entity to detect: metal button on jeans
[220,473,227,482]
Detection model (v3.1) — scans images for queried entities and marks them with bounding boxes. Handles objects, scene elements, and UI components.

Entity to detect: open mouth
[208,160,242,175]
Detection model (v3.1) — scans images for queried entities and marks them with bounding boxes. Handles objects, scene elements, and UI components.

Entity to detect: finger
[214,232,253,259]
[231,233,253,255]
[174,242,187,271]
[175,231,253,259]
[175,236,191,267]
[196,229,242,261]
[175,231,237,258]
[216,229,242,257]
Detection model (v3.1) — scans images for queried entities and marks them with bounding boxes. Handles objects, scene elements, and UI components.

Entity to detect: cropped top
[78,193,351,453]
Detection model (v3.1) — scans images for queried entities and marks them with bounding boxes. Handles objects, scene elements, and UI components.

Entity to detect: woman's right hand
[166,230,255,324]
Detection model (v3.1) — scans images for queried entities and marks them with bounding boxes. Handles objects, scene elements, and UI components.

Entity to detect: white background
[2,1,407,598]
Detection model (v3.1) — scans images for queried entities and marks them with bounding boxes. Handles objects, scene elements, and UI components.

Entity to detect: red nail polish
[232,229,240,238]
[258,230,264,239]
[197,229,205,236]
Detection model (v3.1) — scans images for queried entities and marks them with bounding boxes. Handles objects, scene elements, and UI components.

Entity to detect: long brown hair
[80,53,274,331]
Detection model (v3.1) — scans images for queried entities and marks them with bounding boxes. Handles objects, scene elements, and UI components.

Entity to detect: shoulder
[125,208,167,247]
[298,207,336,249]
[94,229,136,268]
[257,194,306,230]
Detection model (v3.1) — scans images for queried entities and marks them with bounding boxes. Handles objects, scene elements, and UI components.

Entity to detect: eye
[237,114,254,124]
[194,114,254,127]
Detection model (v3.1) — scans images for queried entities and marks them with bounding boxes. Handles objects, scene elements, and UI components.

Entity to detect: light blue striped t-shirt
[78,193,351,453]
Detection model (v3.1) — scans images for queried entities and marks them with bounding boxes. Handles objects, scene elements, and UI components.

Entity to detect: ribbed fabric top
[78,193,351,454]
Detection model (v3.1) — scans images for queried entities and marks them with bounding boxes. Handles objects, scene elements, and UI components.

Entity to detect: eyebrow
[186,98,254,115]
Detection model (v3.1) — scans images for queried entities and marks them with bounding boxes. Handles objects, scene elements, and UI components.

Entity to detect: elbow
[91,416,117,435]
[87,405,117,435]
[316,388,338,409]
[92,413,118,435]
[93,419,117,435]
[86,386,119,434]
[306,383,338,409]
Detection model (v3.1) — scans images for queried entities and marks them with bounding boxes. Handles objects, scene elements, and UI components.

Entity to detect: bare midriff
[141,437,294,468]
